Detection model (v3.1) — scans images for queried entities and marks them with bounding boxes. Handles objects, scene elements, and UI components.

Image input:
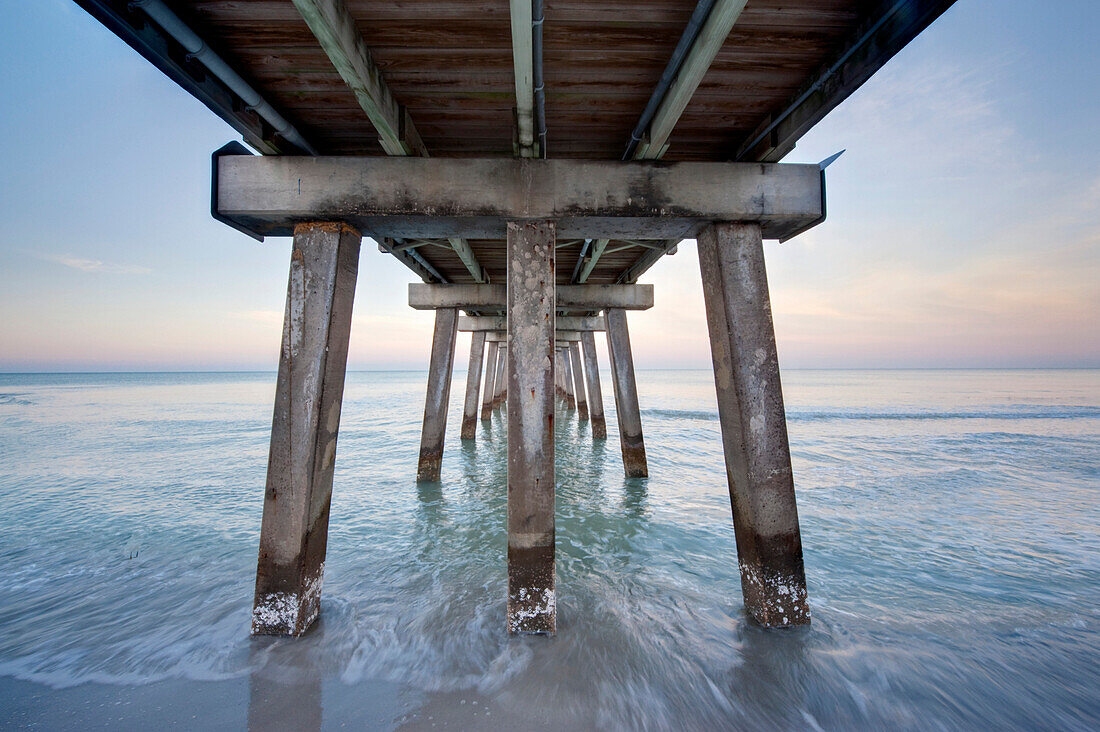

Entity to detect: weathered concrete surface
[556,316,605,332]
[216,156,825,241]
[461,331,487,439]
[570,343,589,421]
[481,341,499,421]
[697,222,810,628]
[253,222,361,636]
[605,308,648,478]
[409,284,653,312]
[506,220,556,634]
[458,315,507,332]
[416,308,459,481]
[562,348,576,409]
[580,331,607,439]
[493,347,507,408]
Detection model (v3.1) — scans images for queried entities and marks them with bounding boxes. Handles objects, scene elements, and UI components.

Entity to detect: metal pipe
[532,0,547,158]
[130,0,317,155]
[407,248,448,284]
[570,238,592,283]
[622,0,715,160]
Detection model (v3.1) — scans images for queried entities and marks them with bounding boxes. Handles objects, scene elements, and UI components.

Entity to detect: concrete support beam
[214,156,825,242]
[416,308,459,481]
[459,315,507,332]
[410,284,653,312]
[562,348,576,409]
[580,331,607,439]
[252,222,360,636]
[605,308,648,478]
[461,331,487,439]
[481,341,499,421]
[506,220,556,634]
[557,316,605,332]
[460,315,605,332]
[569,342,589,421]
[697,222,810,627]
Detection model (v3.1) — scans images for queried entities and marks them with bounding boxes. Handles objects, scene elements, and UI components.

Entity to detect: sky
[0,0,1097,371]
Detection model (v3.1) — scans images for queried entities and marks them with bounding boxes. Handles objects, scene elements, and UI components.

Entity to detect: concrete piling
[481,340,499,421]
[562,348,576,409]
[580,331,607,439]
[252,222,361,636]
[506,220,556,634]
[569,342,589,421]
[416,307,459,481]
[493,346,507,409]
[605,308,648,478]
[461,331,487,439]
[697,222,810,627]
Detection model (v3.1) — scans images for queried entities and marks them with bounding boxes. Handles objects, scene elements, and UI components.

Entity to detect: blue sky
[0,0,1097,370]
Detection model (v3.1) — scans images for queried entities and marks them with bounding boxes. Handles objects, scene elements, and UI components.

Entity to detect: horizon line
[2,366,1099,375]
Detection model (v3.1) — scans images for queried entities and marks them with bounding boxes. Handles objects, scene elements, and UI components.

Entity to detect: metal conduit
[570,239,592,283]
[130,0,318,155]
[532,0,548,158]
[622,0,715,160]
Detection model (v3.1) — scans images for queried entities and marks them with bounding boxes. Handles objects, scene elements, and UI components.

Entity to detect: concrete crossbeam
[458,315,605,332]
[214,156,825,241]
[411,284,652,311]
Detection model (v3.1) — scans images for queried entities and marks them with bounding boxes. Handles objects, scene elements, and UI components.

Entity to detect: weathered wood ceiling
[78,0,955,285]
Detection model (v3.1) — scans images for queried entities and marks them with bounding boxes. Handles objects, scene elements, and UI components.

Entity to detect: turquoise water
[0,369,1097,730]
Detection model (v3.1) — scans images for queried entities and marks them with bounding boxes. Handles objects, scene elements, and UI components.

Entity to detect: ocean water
[0,369,1097,730]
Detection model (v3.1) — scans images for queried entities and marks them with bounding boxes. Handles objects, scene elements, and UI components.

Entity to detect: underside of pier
[76,0,956,636]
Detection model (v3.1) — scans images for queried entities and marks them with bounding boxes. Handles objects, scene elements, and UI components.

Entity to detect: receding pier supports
[252,222,361,636]
[605,308,648,478]
[417,308,459,481]
[580,332,607,439]
[481,341,499,421]
[697,222,810,627]
[569,343,589,421]
[506,220,556,634]
[461,331,487,439]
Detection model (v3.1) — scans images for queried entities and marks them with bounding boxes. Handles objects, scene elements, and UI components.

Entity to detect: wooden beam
[291,0,424,156]
[447,237,486,283]
[509,0,537,158]
[575,238,608,284]
[616,239,682,284]
[638,0,749,161]
[215,157,824,242]
[604,0,749,282]
[736,0,958,163]
[293,0,486,282]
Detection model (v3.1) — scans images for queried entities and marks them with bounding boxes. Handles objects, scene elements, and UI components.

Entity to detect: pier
[75,0,955,636]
